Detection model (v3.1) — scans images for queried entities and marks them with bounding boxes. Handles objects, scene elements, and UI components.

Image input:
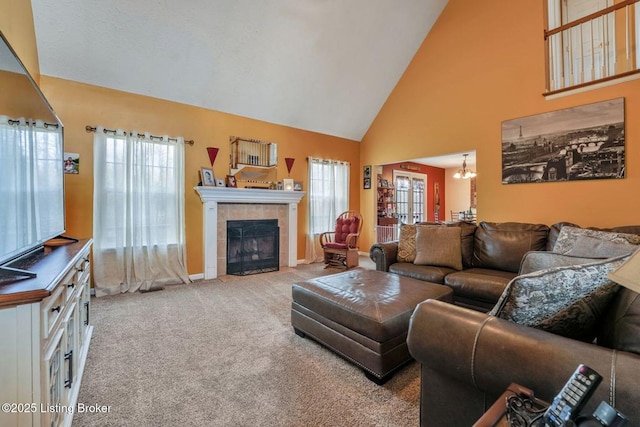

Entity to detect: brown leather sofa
[407,287,640,426]
[370,221,554,311]
[370,221,640,312]
[398,223,640,426]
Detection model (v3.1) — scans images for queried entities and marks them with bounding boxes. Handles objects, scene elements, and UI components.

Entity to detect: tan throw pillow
[414,226,462,270]
[397,224,417,263]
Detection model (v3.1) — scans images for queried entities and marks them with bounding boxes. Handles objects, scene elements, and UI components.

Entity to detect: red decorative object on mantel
[285,157,295,176]
[207,147,219,167]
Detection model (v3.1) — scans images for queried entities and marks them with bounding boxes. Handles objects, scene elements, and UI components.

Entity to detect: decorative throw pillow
[490,255,628,342]
[397,224,417,263]
[413,226,462,270]
[553,226,640,257]
[518,251,599,275]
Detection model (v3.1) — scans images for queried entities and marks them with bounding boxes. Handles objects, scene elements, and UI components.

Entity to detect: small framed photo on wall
[363,165,372,189]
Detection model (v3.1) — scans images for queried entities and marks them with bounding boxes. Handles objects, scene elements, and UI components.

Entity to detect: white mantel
[195,187,306,279]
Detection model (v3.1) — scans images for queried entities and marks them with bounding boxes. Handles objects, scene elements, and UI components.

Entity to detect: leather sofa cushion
[472,222,549,273]
[444,268,517,305]
[389,262,455,284]
[446,221,477,268]
[598,288,640,354]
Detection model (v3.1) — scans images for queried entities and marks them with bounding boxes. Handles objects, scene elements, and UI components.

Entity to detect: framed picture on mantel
[200,167,215,186]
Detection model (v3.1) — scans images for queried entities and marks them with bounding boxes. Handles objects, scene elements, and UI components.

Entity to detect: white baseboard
[189,273,205,281]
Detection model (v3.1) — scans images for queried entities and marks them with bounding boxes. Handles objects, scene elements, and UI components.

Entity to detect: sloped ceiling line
[30,0,449,141]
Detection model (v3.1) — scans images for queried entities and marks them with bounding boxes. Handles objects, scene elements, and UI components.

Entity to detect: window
[545,0,640,94]
[96,134,180,248]
[307,157,350,235]
[92,128,189,295]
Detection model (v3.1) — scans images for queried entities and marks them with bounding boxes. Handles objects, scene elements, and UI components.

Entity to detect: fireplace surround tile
[195,187,306,279]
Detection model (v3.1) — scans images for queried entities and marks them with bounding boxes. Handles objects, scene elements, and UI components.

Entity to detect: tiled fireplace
[195,187,306,279]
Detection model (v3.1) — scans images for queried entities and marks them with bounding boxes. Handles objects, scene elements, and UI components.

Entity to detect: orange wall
[0,70,56,119]
[39,76,360,276]
[0,0,40,81]
[360,0,640,248]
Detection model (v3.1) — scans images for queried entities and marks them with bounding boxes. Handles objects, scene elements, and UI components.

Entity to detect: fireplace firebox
[227,219,279,276]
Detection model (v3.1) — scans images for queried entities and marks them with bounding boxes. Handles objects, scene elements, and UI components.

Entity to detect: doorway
[393,171,426,225]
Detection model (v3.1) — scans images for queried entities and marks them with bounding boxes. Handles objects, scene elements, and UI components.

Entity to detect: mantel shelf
[194,186,305,204]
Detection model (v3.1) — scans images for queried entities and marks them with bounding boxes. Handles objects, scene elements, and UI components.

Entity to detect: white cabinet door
[42,328,65,427]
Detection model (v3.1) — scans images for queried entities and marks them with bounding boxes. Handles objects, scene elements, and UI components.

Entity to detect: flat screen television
[0,31,65,278]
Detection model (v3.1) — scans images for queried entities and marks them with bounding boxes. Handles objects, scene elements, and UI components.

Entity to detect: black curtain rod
[8,118,59,128]
[85,125,194,146]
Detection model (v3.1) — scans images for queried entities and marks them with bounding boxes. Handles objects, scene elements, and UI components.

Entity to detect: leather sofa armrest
[407,299,640,421]
[369,241,398,271]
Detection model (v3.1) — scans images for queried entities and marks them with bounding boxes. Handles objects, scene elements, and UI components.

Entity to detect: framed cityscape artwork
[501,98,625,184]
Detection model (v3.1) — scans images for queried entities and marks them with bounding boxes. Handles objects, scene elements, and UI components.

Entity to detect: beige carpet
[73,259,420,427]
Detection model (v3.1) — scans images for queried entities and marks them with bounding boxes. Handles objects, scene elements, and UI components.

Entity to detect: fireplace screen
[227,219,279,276]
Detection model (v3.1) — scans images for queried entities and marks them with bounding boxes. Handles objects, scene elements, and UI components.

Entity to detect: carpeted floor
[73,258,420,426]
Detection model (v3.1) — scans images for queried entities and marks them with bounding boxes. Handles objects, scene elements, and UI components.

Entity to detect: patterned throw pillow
[553,226,640,257]
[397,224,417,263]
[490,255,629,342]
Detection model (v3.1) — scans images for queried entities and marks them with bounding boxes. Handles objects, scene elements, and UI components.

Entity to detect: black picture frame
[363,165,372,189]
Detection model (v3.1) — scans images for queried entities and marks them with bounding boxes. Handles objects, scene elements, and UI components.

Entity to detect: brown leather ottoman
[291,269,453,384]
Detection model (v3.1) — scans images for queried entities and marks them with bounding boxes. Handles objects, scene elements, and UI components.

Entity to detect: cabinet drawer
[75,255,90,274]
[77,265,91,286]
[42,285,65,340]
[61,268,78,302]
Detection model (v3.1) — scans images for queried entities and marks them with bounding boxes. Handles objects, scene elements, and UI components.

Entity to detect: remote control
[592,401,628,426]
[542,364,603,427]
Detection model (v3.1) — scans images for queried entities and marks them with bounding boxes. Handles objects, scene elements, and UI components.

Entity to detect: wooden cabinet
[0,240,92,427]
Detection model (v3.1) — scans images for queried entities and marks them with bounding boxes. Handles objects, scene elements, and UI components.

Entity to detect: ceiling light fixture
[453,154,476,179]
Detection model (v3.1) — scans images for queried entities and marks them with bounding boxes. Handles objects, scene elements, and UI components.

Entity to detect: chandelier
[453,154,476,179]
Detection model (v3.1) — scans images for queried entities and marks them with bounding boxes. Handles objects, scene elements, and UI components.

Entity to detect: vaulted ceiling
[30,0,448,142]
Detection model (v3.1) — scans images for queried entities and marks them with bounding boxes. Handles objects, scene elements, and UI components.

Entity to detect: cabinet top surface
[0,239,92,307]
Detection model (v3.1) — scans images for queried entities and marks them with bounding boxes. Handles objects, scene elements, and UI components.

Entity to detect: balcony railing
[545,0,640,94]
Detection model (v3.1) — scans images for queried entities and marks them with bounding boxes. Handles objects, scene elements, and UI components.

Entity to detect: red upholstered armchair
[319,211,363,268]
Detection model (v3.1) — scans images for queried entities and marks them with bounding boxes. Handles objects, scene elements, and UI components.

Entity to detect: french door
[393,171,426,224]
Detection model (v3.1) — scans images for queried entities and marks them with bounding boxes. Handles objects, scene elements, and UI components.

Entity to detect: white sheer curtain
[304,157,349,263]
[0,116,64,260]
[93,128,189,296]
